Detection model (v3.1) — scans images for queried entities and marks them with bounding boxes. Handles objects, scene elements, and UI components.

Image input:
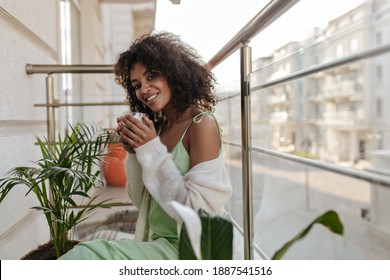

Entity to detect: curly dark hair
[114,31,218,124]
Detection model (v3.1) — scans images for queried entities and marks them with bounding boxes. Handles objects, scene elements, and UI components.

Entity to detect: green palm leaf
[0,122,120,258]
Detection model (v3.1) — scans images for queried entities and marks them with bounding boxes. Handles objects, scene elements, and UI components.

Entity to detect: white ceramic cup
[122,111,147,122]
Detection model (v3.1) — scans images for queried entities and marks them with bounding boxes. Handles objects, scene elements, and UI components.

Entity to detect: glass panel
[211,0,390,259]
[251,152,379,259]
[245,0,390,258]
[214,51,243,226]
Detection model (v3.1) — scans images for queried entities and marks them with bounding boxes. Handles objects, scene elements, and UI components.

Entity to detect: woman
[60,31,232,260]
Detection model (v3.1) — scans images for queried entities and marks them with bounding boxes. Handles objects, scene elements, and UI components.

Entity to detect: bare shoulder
[186,113,220,166]
[191,113,219,135]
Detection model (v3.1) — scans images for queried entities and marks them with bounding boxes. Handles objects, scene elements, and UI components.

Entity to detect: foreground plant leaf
[271,210,344,260]
[170,201,202,259]
[171,201,233,260]
[198,209,233,260]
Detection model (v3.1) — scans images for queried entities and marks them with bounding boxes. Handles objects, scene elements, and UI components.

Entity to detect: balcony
[324,81,363,102]
[269,111,293,124]
[266,94,289,105]
[321,110,358,125]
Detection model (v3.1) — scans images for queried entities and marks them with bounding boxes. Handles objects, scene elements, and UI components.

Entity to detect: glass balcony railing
[211,0,390,260]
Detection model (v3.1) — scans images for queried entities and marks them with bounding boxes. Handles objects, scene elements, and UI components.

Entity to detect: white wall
[0,0,152,259]
[0,0,111,259]
[0,0,61,259]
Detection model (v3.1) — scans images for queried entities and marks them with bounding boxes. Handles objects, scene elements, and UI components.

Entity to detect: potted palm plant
[0,122,123,259]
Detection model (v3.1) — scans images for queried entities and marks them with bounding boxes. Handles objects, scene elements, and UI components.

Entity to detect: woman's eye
[132,84,141,90]
[147,71,159,81]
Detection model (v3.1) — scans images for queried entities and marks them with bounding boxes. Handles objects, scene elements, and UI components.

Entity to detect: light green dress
[59,112,217,260]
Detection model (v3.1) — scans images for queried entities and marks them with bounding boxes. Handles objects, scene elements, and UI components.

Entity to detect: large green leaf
[178,207,233,260]
[271,210,344,260]
[199,209,233,260]
[179,226,198,260]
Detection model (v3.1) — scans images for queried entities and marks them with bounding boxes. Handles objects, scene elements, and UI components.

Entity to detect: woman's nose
[141,83,150,93]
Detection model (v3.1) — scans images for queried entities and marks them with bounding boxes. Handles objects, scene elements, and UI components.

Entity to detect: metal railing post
[240,41,254,260]
[45,73,56,238]
[45,74,56,146]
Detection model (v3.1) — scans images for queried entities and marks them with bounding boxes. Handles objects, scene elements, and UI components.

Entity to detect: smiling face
[130,62,172,113]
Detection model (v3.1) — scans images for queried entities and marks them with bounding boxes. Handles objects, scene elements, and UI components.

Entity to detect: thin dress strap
[179,112,208,141]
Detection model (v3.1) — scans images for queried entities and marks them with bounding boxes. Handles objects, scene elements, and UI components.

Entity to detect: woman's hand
[116,114,157,152]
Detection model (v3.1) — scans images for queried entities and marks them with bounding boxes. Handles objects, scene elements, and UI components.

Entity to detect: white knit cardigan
[125,136,233,241]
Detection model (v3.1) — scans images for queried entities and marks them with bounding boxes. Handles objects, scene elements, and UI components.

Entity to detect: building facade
[249,2,390,166]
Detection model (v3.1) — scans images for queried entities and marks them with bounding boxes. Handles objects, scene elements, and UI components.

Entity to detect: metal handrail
[26,64,114,74]
[25,64,118,144]
[207,0,300,69]
[34,101,127,107]
[252,43,390,91]
[218,42,390,101]
[224,141,390,186]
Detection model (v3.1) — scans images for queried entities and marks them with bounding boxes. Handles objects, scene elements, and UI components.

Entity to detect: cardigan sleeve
[134,137,232,219]
[125,153,145,209]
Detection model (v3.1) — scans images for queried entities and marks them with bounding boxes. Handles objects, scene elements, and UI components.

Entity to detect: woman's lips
[144,93,158,102]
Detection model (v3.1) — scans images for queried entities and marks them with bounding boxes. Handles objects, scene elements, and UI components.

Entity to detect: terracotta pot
[102,143,128,187]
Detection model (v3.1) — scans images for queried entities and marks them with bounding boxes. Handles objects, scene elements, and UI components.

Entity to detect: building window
[335,44,343,58]
[376,97,383,118]
[376,65,383,83]
[375,31,382,45]
[349,38,358,52]
[378,135,384,149]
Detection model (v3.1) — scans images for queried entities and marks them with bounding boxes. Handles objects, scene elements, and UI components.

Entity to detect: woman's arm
[120,112,232,218]
[134,136,232,219]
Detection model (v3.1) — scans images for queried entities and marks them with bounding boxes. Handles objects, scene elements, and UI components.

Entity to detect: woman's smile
[144,93,159,103]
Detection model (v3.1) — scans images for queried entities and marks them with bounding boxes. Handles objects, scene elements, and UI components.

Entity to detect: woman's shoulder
[184,112,220,165]
[191,112,219,132]
[187,112,220,147]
